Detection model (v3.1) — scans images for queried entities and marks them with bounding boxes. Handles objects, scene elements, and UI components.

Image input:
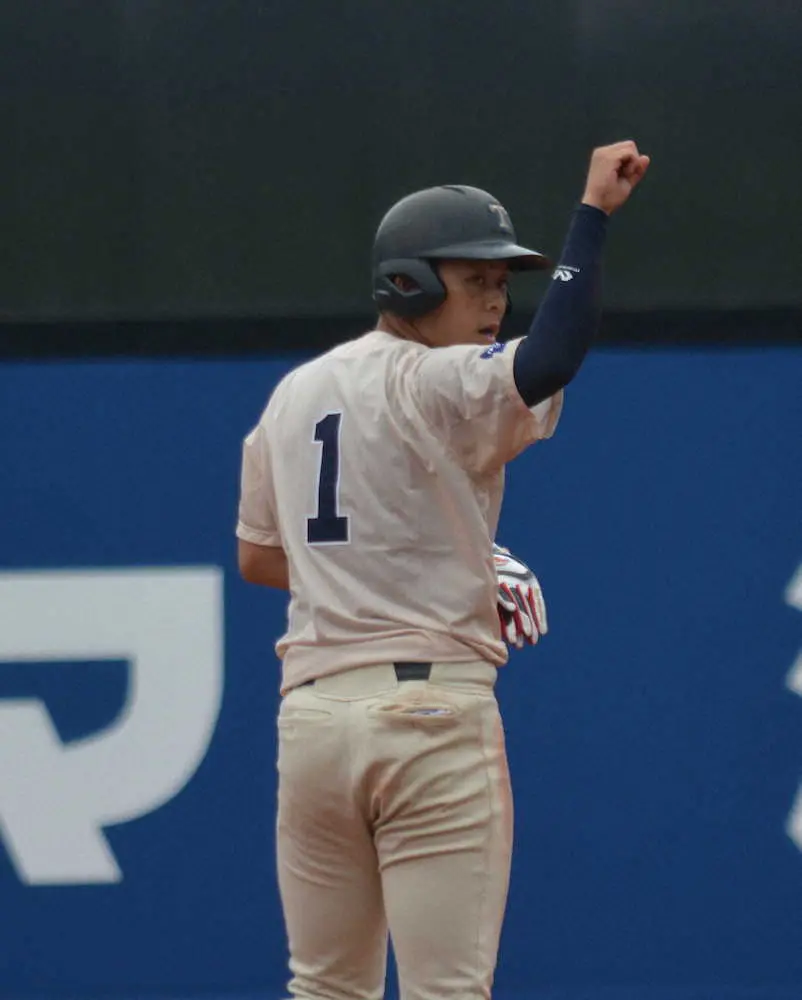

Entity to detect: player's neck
[377,314,434,348]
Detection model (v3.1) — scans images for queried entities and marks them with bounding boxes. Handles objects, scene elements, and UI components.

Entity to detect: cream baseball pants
[275,660,513,1000]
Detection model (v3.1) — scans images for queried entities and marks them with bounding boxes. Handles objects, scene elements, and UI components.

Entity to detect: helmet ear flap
[372,259,446,319]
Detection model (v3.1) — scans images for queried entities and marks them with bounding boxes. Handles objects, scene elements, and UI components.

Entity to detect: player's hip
[290,659,496,699]
[277,660,508,794]
[279,630,505,694]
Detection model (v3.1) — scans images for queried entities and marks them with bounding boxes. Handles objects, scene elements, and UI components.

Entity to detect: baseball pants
[275,659,513,1000]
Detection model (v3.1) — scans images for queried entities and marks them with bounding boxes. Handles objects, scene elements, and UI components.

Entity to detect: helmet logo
[488,203,513,233]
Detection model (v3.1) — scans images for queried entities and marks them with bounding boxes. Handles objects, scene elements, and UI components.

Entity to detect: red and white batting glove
[493,543,548,650]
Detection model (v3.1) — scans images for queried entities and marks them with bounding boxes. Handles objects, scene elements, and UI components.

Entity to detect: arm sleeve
[236,421,283,546]
[512,203,608,406]
[407,204,606,473]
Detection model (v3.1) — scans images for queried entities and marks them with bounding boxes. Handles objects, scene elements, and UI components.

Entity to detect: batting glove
[493,543,548,650]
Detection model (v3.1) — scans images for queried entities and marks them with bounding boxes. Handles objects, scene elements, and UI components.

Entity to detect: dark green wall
[0,1,800,323]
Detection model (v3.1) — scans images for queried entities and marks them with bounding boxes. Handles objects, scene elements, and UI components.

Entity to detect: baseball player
[237,141,649,1000]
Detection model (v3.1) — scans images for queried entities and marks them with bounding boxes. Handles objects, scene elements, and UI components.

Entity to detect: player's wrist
[578,198,611,219]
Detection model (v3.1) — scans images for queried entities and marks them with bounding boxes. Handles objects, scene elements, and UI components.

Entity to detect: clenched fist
[581,140,650,216]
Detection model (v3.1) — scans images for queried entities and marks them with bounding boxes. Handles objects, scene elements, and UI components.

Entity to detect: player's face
[426,260,510,348]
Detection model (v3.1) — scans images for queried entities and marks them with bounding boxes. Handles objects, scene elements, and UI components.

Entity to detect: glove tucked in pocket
[493,543,548,650]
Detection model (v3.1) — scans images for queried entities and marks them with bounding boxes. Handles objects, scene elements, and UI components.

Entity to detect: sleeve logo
[553,265,580,282]
[480,341,507,360]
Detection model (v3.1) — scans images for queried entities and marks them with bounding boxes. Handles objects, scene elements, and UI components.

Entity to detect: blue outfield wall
[0,347,800,1000]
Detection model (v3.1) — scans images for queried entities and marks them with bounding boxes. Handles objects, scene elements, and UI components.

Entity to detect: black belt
[301,661,432,687]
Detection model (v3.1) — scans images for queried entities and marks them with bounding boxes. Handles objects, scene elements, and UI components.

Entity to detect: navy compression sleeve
[512,203,609,407]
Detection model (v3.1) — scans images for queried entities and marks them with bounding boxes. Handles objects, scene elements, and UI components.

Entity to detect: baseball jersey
[237,329,563,692]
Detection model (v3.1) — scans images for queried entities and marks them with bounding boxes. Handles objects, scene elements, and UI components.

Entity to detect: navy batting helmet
[371,184,552,319]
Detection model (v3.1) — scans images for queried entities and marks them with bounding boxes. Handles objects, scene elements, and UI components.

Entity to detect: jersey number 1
[307,412,350,544]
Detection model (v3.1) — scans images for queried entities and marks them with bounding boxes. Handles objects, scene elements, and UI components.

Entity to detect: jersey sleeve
[236,419,283,547]
[408,337,563,473]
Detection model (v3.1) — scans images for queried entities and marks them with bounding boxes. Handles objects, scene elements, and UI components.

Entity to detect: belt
[301,661,432,687]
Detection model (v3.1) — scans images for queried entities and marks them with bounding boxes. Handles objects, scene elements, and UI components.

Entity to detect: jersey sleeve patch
[480,341,507,360]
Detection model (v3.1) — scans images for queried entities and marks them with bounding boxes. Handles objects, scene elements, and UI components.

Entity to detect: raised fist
[581,140,650,216]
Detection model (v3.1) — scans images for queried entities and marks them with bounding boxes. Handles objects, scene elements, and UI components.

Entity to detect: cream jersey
[236,329,563,692]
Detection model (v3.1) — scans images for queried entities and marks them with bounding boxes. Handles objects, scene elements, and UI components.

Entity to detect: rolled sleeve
[410,337,563,473]
[236,422,283,547]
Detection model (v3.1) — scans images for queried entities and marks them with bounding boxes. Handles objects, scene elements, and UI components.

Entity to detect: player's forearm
[512,204,608,407]
[238,540,290,590]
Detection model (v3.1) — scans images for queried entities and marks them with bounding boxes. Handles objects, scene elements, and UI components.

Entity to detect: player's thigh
[277,690,387,1000]
[369,684,513,1000]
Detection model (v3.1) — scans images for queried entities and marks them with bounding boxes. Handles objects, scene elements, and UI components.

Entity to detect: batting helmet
[371,184,552,319]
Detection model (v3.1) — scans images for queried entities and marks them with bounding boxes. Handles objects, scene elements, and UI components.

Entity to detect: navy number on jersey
[307,412,350,544]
